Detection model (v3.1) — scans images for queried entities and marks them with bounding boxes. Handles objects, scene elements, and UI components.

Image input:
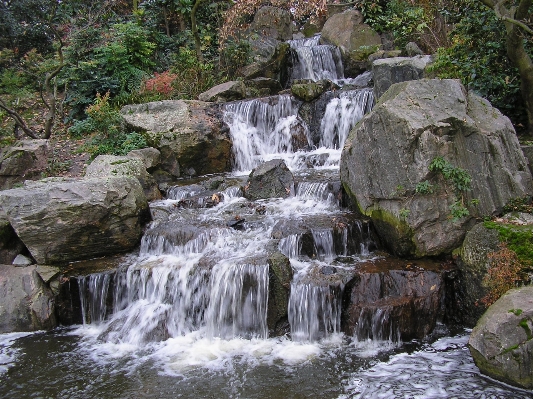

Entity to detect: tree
[478,0,533,135]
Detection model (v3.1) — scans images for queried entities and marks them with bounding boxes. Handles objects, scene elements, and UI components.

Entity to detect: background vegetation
[0,0,532,152]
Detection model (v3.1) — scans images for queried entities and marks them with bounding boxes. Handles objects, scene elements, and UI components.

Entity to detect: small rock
[321,266,337,275]
[12,254,32,266]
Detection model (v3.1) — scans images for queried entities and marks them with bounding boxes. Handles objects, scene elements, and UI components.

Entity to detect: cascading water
[3,30,523,399]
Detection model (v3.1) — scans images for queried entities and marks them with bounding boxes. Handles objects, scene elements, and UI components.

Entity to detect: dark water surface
[1,328,530,399]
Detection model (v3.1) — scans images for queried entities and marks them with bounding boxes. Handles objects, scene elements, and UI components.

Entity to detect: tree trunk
[191,0,207,63]
[480,0,533,135]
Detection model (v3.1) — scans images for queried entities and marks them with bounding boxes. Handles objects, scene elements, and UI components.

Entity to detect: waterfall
[312,229,335,261]
[223,95,310,172]
[206,263,269,339]
[319,89,374,149]
[279,234,302,259]
[352,307,401,343]
[78,273,113,325]
[288,283,341,342]
[288,35,344,83]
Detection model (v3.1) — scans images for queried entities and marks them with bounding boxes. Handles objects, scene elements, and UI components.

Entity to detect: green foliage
[428,0,531,132]
[170,47,219,99]
[399,208,410,220]
[220,39,252,79]
[484,221,533,266]
[358,0,430,49]
[415,180,434,195]
[449,200,470,221]
[503,196,533,214]
[64,22,156,117]
[429,156,471,193]
[68,92,147,158]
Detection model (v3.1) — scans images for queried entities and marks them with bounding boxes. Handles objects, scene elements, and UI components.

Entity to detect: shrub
[481,243,526,306]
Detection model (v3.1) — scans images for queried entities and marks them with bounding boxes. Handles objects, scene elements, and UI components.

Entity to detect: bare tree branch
[0,98,38,139]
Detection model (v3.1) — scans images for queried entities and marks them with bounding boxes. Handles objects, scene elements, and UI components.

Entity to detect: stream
[0,35,530,399]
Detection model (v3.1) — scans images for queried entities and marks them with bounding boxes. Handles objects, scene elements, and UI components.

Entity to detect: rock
[0,177,148,264]
[0,139,49,190]
[320,9,382,76]
[0,264,56,333]
[198,80,246,103]
[227,217,245,230]
[340,79,533,257]
[85,154,161,201]
[267,251,293,335]
[367,50,403,64]
[372,55,434,99]
[405,41,424,56]
[458,223,501,326]
[343,258,446,340]
[291,79,339,102]
[244,159,294,201]
[121,100,231,178]
[127,147,161,171]
[250,6,292,42]
[0,213,24,264]
[241,40,290,85]
[12,254,32,266]
[36,265,60,283]
[469,286,533,389]
[521,145,533,175]
[244,77,282,98]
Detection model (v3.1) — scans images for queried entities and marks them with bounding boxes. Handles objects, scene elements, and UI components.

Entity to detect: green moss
[501,343,520,354]
[518,318,533,340]
[484,221,533,265]
[509,308,523,316]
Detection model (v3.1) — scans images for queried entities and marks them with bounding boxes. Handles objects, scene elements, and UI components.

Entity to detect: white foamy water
[340,332,532,399]
[0,332,34,376]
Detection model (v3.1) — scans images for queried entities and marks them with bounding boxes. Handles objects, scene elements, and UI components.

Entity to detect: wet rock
[0,139,49,190]
[244,77,282,98]
[469,286,533,389]
[341,79,533,257]
[198,80,246,103]
[372,55,433,99]
[121,100,232,178]
[458,222,501,326]
[0,177,148,264]
[291,79,339,102]
[227,217,245,230]
[343,258,446,340]
[244,159,294,200]
[250,6,292,42]
[267,251,293,335]
[241,40,290,86]
[321,266,337,275]
[85,154,161,201]
[0,264,56,333]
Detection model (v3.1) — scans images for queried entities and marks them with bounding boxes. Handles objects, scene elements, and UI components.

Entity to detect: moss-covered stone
[267,251,293,335]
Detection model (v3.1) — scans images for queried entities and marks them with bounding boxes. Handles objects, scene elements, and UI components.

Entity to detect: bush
[428,0,531,133]
[170,47,219,99]
[69,92,147,158]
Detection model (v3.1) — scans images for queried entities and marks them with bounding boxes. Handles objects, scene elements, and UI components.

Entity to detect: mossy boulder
[469,286,533,389]
[0,139,49,190]
[291,79,339,102]
[340,79,533,257]
[121,100,231,178]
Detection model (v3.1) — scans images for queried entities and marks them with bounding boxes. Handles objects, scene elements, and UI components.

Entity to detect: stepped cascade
[2,33,526,399]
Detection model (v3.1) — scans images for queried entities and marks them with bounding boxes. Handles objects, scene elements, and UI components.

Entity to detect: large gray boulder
[241,39,290,85]
[458,222,501,326]
[249,6,292,42]
[0,177,148,264]
[320,9,382,76]
[198,80,246,103]
[244,159,294,200]
[85,154,161,201]
[121,100,231,178]
[340,79,533,257]
[0,139,49,190]
[0,265,56,333]
[469,286,533,389]
[373,55,434,99]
